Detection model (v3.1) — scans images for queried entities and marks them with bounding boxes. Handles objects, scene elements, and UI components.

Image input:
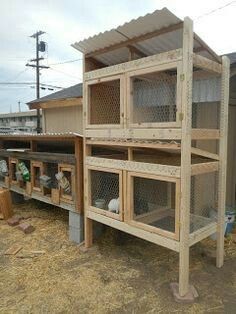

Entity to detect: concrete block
[18,223,35,234]
[7,215,22,226]
[94,221,104,239]
[69,226,84,244]
[170,283,198,303]
[69,211,83,229]
[10,191,25,204]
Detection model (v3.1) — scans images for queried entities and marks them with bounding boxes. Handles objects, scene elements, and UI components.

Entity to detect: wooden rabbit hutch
[73,8,230,299]
[0,133,83,213]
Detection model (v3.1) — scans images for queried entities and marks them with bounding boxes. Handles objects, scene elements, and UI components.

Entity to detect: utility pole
[26,31,49,133]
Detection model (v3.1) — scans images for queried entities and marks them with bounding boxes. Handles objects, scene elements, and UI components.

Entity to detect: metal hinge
[179,113,184,121]
[180,74,185,81]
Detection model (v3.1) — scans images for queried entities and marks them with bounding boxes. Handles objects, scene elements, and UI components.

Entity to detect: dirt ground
[0,200,236,314]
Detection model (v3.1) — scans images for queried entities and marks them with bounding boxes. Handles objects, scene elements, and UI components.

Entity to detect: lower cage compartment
[127,172,180,240]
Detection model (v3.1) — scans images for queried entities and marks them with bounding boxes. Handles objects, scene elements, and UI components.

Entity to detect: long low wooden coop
[0,133,83,213]
[73,8,230,299]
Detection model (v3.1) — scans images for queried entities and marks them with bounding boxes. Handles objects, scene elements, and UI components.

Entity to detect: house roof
[27,83,83,105]
[72,8,217,66]
[226,52,236,65]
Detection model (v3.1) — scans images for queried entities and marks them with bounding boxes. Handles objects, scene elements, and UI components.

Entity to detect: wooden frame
[58,163,75,205]
[31,161,43,193]
[127,61,182,129]
[86,165,123,221]
[126,171,180,241]
[85,75,124,129]
[82,14,229,298]
[9,158,18,186]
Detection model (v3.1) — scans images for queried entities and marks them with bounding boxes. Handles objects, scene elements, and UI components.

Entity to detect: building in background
[0,110,42,133]
[27,83,83,134]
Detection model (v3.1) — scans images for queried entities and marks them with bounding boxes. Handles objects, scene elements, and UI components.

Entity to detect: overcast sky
[0,0,235,113]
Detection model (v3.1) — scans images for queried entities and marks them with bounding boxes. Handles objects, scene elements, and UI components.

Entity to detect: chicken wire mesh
[89,80,120,125]
[131,70,177,124]
[190,171,218,233]
[90,170,120,214]
[133,176,176,233]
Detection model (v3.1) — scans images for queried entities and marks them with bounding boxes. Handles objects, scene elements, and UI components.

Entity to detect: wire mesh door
[127,172,180,240]
[87,166,123,221]
[86,75,124,128]
[58,164,75,204]
[127,62,181,128]
[190,171,219,234]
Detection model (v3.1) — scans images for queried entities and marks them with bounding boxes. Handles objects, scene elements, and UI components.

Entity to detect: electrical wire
[49,58,82,66]
[49,67,82,80]
[194,0,236,21]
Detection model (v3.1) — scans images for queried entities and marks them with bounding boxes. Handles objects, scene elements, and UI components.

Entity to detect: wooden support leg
[85,216,93,248]
[179,245,190,296]
[216,56,230,268]
[216,219,225,268]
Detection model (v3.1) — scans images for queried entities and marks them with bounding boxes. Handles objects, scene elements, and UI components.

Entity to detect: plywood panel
[43,106,83,134]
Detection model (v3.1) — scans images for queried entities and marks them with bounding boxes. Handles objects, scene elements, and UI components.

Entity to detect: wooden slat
[194,33,221,64]
[189,222,217,247]
[84,49,183,81]
[191,161,219,175]
[86,156,181,178]
[191,147,219,160]
[193,54,222,74]
[28,97,83,110]
[0,150,75,165]
[87,210,180,252]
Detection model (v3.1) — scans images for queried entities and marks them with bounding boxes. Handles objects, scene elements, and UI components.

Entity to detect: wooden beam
[86,210,180,252]
[194,33,221,64]
[193,54,222,74]
[85,22,183,58]
[86,139,181,150]
[191,147,219,160]
[191,129,220,140]
[85,49,182,81]
[28,97,83,110]
[217,56,230,268]
[179,17,193,297]
[127,45,147,60]
[191,161,219,176]
[85,57,107,71]
[85,156,181,178]
[189,222,217,247]
[0,150,75,164]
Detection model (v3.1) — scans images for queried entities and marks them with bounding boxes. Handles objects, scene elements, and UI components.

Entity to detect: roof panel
[72,8,182,55]
[28,83,83,104]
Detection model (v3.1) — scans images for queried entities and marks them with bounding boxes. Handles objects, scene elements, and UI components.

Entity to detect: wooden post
[216,56,230,268]
[75,137,83,212]
[0,188,13,219]
[83,54,93,248]
[179,17,193,297]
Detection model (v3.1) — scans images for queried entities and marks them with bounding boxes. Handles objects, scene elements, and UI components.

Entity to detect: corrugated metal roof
[72,8,213,65]
[0,132,83,138]
[73,8,181,55]
[28,83,83,104]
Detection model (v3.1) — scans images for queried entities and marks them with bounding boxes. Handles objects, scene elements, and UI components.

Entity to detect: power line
[0,82,63,88]
[195,0,236,21]
[49,67,82,80]
[49,58,82,66]
[6,68,29,82]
